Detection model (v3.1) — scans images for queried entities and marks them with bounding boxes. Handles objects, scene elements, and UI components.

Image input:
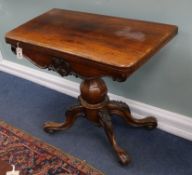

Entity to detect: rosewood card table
[5,9,178,165]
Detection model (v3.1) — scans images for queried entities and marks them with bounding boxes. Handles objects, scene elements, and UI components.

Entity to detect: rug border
[0,120,105,175]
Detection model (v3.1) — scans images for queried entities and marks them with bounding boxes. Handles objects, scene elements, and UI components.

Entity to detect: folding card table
[5,9,178,165]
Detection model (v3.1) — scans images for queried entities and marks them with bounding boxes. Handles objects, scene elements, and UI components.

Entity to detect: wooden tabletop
[5,8,177,72]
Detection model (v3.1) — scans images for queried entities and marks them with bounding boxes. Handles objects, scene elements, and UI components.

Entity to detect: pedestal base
[44,78,157,165]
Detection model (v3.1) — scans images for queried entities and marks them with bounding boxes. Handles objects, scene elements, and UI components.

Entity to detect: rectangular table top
[5,8,178,71]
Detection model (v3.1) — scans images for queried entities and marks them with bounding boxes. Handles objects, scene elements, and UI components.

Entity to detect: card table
[5,9,178,165]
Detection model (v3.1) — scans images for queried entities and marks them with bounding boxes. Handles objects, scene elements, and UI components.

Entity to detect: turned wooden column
[79,78,108,123]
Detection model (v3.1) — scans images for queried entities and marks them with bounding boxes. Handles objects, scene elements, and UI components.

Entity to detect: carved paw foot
[143,116,157,129]
[43,121,66,134]
[117,148,131,165]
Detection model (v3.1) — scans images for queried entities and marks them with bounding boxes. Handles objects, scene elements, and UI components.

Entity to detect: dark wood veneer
[5,8,178,165]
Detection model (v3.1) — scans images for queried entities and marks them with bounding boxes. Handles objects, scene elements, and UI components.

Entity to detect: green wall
[1,0,192,117]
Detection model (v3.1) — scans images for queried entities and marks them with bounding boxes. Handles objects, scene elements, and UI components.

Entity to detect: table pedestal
[44,78,157,165]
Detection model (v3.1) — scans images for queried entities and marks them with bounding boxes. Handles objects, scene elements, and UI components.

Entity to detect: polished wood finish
[0,160,11,175]
[6,8,178,81]
[5,9,178,165]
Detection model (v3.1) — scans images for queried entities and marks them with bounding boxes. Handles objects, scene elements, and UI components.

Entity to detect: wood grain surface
[5,9,178,73]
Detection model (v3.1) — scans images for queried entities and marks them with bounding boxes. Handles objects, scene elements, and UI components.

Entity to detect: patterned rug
[0,120,104,175]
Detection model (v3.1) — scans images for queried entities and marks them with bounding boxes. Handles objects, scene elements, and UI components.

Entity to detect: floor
[0,71,191,175]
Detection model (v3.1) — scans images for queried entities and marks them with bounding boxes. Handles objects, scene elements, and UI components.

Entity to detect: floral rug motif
[0,120,104,175]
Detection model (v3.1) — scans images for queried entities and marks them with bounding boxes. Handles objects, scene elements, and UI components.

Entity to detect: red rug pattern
[0,121,104,175]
